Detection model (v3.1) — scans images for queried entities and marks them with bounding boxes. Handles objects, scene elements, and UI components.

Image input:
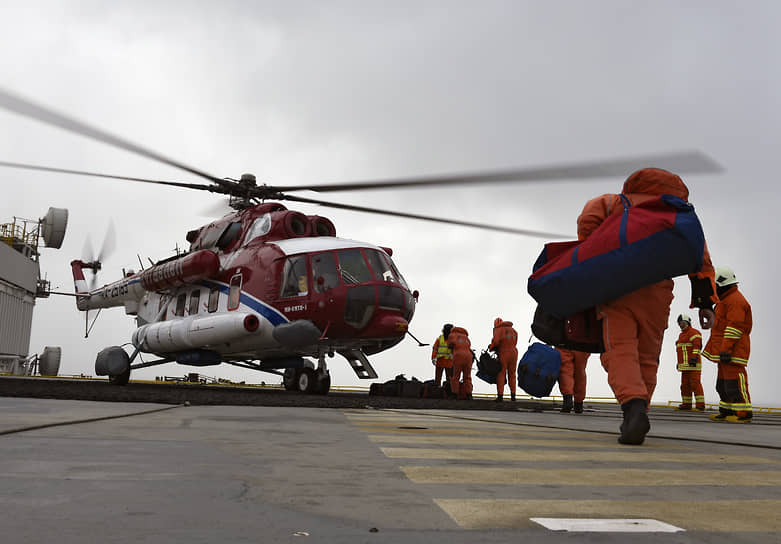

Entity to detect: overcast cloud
[1,1,778,406]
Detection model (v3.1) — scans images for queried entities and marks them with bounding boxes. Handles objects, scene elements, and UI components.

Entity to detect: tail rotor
[81,221,116,290]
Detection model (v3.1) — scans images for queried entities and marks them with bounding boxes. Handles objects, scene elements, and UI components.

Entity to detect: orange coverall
[702,285,753,417]
[675,324,704,409]
[488,319,519,397]
[578,168,716,406]
[431,334,453,386]
[557,348,589,403]
[447,326,473,399]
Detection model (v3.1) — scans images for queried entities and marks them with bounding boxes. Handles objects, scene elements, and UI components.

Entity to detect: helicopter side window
[216,222,242,250]
[207,286,220,313]
[175,293,187,317]
[364,249,398,283]
[336,249,372,285]
[280,256,308,298]
[381,252,409,290]
[228,274,242,311]
[312,252,339,293]
[244,213,272,246]
[188,289,201,315]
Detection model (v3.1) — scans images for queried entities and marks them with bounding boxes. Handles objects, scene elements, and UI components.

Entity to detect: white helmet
[715,266,738,288]
[677,313,692,325]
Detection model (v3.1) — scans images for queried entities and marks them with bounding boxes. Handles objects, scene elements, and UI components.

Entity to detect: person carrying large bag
[532,168,718,445]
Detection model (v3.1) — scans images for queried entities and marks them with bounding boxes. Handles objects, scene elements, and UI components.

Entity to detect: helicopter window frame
[207,286,220,313]
[279,255,309,298]
[175,293,187,317]
[311,252,339,293]
[244,213,272,246]
[216,222,242,250]
[188,289,201,315]
[335,248,373,286]
[228,274,242,311]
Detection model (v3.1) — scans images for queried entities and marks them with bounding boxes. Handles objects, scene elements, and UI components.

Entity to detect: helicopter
[0,88,722,394]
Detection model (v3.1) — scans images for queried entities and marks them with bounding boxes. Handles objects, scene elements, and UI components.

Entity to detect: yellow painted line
[434,499,781,532]
[347,419,573,432]
[368,434,690,449]
[354,425,595,438]
[403,466,781,486]
[382,447,780,465]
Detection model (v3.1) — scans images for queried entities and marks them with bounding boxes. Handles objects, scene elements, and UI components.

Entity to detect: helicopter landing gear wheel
[283,368,298,390]
[313,370,331,395]
[297,368,316,393]
[108,368,130,386]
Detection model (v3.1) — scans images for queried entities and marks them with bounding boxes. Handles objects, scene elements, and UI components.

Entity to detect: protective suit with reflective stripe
[431,332,454,386]
[702,284,753,418]
[488,318,519,400]
[447,326,473,400]
[557,348,589,409]
[577,168,716,444]
[675,323,704,410]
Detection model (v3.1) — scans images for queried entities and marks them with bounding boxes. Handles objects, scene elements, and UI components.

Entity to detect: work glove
[719,352,732,364]
[688,356,698,367]
[431,359,437,366]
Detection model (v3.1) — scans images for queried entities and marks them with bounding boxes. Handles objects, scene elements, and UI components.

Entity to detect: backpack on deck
[528,194,705,318]
[517,342,562,398]
[531,305,605,353]
[476,350,502,384]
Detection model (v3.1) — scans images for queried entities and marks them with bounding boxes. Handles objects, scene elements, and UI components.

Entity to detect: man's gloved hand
[719,352,732,364]
[699,308,715,329]
[431,359,437,366]
[688,356,699,367]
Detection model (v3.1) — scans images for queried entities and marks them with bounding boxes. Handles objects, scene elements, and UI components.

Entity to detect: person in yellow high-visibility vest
[431,323,454,387]
[675,313,705,411]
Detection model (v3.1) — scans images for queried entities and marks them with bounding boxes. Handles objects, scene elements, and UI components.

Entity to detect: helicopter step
[338,349,378,380]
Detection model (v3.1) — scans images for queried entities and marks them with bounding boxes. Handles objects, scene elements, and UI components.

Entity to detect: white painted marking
[530,518,684,533]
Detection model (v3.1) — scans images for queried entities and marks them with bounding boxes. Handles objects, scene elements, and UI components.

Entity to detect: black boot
[618,398,650,445]
[510,392,516,402]
[495,394,503,402]
[560,394,573,413]
[573,402,584,414]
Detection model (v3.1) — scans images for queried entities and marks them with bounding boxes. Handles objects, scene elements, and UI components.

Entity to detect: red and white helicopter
[0,89,721,394]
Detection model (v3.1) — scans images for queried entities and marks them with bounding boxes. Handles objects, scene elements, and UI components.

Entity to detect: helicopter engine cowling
[307,215,336,237]
[140,250,220,291]
[132,312,262,353]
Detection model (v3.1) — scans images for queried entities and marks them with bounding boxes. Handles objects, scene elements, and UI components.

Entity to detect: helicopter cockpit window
[216,222,242,250]
[189,289,201,315]
[336,249,372,285]
[363,249,407,287]
[280,255,308,298]
[244,213,272,246]
[312,252,339,293]
[175,293,187,317]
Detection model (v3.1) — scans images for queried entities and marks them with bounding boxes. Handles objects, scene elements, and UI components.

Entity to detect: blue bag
[517,342,562,398]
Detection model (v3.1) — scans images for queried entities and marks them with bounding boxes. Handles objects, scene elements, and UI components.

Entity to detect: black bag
[400,379,424,398]
[517,342,562,398]
[531,305,605,353]
[476,351,502,384]
[421,379,447,399]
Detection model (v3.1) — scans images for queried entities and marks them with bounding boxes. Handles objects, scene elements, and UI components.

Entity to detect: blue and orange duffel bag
[528,194,705,318]
[518,342,562,398]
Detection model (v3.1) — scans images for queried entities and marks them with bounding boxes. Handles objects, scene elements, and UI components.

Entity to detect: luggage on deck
[421,379,448,399]
[369,374,423,398]
[528,194,705,318]
[476,350,502,384]
[517,342,562,398]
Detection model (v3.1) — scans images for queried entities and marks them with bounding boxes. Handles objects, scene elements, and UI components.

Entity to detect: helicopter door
[309,251,340,324]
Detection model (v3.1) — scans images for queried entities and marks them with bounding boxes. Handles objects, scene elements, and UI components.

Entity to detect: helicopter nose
[362,313,408,338]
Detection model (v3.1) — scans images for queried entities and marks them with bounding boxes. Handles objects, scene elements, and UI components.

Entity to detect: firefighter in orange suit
[675,313,705,411]
[578,168,717,445]
[431,323,454,387]
[447,326,473,400]
[701,266,753,422]
[488,318,519,402]
[557,348,590,413]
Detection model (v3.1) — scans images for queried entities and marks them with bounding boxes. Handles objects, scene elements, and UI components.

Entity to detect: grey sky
[1,1,778,405]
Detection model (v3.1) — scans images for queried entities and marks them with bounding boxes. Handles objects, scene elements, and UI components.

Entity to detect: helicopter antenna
[137,254,145,271]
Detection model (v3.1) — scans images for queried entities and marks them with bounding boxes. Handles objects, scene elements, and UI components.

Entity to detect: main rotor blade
[0,88,234,191]
[282,194,570,239]
[273,150,723,193]
[0,161,224,192]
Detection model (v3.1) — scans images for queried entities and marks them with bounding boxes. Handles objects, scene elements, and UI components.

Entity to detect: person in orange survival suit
[578,168,717,445]
[556,348,590,413]
[674,313,705,411]
[431,323,454,387]
[701,266,753,422]
[447,326,473,400]
[488,318,519,402]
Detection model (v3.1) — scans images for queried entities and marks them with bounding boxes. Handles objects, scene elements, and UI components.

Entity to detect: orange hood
[622,168,689,201]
